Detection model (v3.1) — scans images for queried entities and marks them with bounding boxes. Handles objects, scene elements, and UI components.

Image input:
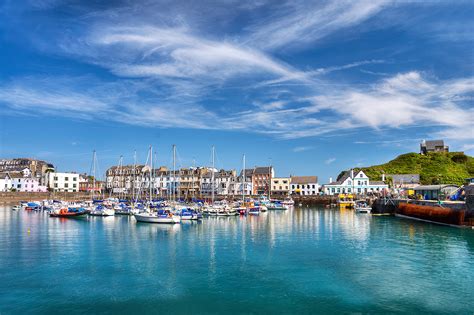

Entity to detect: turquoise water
[1,206,473,314]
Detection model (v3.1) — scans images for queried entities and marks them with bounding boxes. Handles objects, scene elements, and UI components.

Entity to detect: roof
[239,169,254,177]
[387,174,420,184]
[422,140,445,149]
[414,184,458,191]
[370,181,387,185]
[291,176,318,184]
[8,172,26,179]
[327,171,351,185]
[254,166,272,175]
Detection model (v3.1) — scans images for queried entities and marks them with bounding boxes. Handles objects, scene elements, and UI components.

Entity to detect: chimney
[350,169,354,179]
[382,173,385,182]
[329,177,333,183]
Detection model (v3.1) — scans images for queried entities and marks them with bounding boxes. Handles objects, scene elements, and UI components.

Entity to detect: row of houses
[1,158,425,197]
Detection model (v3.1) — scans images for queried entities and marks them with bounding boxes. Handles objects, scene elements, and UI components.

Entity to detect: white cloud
[247,1,389,50]
[325,158,336,164]
[292,146,313,152]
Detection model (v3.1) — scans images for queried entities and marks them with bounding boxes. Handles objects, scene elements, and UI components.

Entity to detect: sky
[0,0,473,183]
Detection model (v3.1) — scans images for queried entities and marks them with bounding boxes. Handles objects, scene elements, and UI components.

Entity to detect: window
[337,188,340,193]
[54,183,58,188]
[297,185,300,189]
[358,188,361,193]
[360,174,363,178]
[312,185,315,188]
[17,184,21,188]
[358,181,361,185]
[331,188,335,193]
[65,183,69,188]
[54,176,58,180]
[348,180,351,185]
[73,177,77,181]
[65,177,69,181]
[364,181,367,185]
[73,184,76,188]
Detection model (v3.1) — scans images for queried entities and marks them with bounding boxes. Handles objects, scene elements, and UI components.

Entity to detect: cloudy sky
[0,0,473,182]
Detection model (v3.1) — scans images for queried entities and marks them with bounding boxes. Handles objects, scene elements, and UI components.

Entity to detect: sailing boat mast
[211,146,215,204]
[132,150,136,202]
[172,144,176,202]
[149,145,153,203]
[242,154,246,202]
[91,150,96,200]
[118,155,123,200]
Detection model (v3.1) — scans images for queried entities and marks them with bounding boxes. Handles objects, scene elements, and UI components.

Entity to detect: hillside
[347,152,474,186]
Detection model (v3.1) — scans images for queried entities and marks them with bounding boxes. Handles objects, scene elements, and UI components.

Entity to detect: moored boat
[355,200,371,214]
[134,210,181,224]
[50,207,89,218]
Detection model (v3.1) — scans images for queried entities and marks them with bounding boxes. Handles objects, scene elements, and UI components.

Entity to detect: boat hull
[134,213,181,224]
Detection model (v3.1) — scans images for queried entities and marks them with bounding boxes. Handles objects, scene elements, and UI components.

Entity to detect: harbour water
[1,206,473,314]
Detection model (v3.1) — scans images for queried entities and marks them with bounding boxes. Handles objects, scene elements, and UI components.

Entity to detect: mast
[149,145,153,203]
[154,150,157,199]
[132,150,136,202]
[192,158,195,200]
[242,154,246,202]
[91,150,96,200]
[118,155,123,200]
[211,146,215,204]
[172,144,176,202]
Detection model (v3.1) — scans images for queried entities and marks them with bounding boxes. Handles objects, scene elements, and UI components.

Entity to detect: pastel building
[324,170,388,195]
[9,172,46,192]
[271,177,291,196]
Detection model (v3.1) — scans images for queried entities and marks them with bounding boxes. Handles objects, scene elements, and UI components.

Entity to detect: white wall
[46,172,79,192]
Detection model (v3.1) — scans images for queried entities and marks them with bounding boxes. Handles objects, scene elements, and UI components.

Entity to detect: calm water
[0,206,473,314]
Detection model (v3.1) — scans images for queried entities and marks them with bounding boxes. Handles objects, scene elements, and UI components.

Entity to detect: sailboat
[134,145,181,224]
[89,150,115,216]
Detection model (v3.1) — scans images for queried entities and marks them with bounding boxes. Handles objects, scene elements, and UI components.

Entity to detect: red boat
[49,208,88,218]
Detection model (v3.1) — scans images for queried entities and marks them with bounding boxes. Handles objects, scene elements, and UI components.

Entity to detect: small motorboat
[248,207,260,215]
[89,205,115,216]
[134,209,181,224]
[12,205,21,211]
[355,200,372,214]
[50,207,89,218]
[267,201,287,210]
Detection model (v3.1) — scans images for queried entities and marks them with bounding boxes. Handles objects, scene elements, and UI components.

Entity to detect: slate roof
[290,176,318,184]
[254,166,272,175]
[387,174,420,184]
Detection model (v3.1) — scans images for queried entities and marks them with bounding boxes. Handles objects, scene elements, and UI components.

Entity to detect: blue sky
[0,0,473,183]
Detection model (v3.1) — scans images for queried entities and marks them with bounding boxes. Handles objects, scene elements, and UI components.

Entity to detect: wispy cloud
[246,1,389,50]
[292,146,313,152]
[325,158,336,165]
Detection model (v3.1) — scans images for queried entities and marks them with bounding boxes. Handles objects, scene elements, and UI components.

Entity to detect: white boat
[355,200,372,214]
[90,207,115,216]
[134,210,181,224]
[12,205,20,211]
[282,197,295,206]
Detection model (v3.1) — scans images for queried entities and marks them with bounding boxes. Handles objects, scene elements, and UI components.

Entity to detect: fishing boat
[50,207,89,218]
[355,200,372,214]
[337,194,355,209]
[134,209,181,224]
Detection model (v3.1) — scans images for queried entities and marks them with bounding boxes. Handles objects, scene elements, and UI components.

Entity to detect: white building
[0,173,12,192]
[323,170,388,195]
[290,176,319,195]
[7,172,46,192]
[44,172,80,192]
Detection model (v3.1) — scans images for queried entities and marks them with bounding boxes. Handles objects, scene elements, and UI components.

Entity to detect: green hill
[348,152,474,186]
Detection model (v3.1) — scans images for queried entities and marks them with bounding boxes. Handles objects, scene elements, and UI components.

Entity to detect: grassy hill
[348,152,474,186]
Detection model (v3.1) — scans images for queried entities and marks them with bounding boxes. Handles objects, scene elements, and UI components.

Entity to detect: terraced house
[323,170,388,196]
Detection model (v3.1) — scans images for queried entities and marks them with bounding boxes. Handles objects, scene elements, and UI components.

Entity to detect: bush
[451,153,468,164]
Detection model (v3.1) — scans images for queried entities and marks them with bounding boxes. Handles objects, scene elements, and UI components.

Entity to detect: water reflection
[0,205,473,314]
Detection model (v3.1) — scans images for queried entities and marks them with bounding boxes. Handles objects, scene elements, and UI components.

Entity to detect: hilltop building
[290,176,319,195]
[0,158,54,178]
[420,140,449,155]
[324,170,388,195]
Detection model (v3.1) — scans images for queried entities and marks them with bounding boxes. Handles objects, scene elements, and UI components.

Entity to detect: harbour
[1,204,473,314]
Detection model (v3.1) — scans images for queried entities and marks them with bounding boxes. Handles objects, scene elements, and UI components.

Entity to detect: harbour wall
[0,192,337,205]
